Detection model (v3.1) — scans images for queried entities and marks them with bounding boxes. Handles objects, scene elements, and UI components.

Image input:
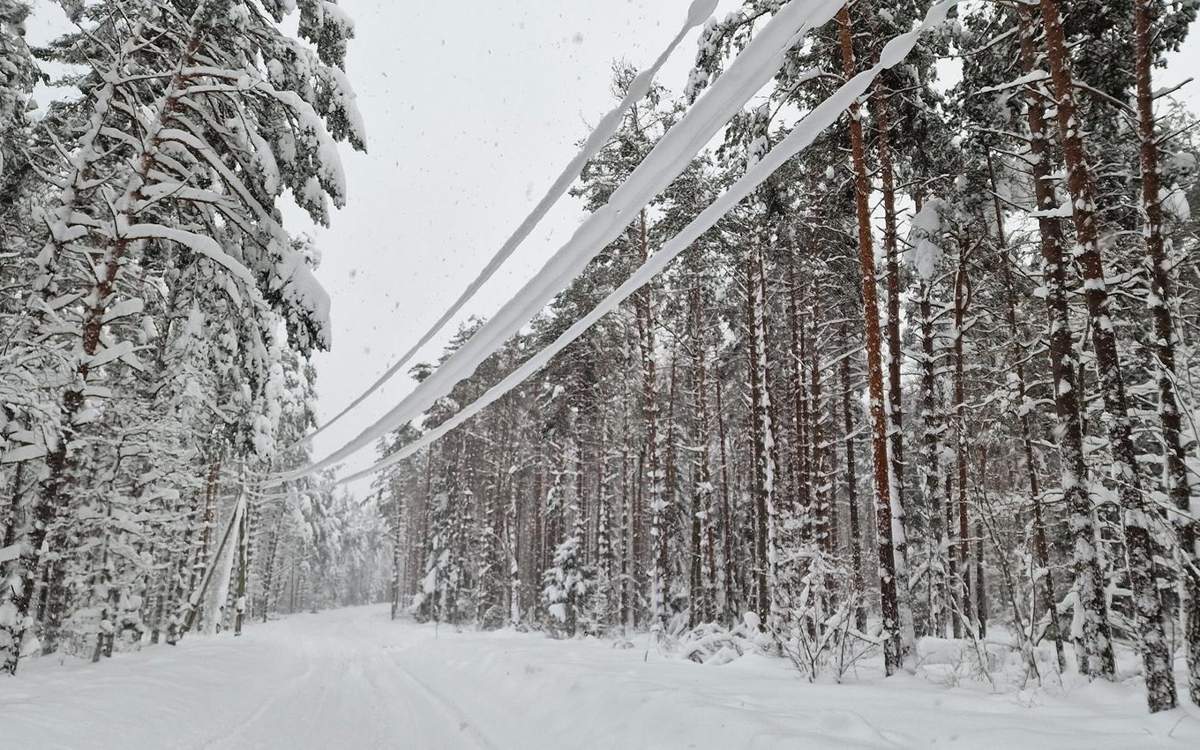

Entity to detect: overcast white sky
[25,2,1200,496]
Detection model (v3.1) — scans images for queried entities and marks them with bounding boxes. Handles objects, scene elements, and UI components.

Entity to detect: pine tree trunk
[789,263,812,541]
[952,236,972,635]
[665,349,681,621]
[809,295,829,557]
[596,474,613,632]
[508,476,522,628]
[842,344,868,633]
[874,87,915,643]
[988,149,1067,671]
[1040,0,1176,711]
[688,286,715,626]
[974,516,987,639]
[917,274,947,637]
[165,492,203,644]
[746,239,778,625]
[618,391,632,631]
[91,496,115,663]
[634,211,666,629]
[391,490,404,620]
[714,368,737,625]
[233,496,250,636]
[149,554,170,644]
[837,5,903,675]
[1016,2,1115,679]
[1133,0,1200,706]
[261,513,281,624]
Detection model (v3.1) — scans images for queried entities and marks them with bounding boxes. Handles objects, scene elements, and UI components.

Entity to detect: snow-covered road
[3,605,1199,749]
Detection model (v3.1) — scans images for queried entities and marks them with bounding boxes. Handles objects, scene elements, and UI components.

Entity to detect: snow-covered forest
[5,0,1200,746]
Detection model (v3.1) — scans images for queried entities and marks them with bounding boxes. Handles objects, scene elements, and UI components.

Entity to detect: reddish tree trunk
[1133,0,1199,706]
[1040,0,1175,710]
[837,5,903,675]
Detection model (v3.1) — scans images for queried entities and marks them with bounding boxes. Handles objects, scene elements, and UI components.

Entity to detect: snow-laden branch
[123,224,255,285]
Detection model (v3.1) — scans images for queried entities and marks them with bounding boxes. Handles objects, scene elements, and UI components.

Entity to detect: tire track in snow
[357,644,476,749]
[192,632,318,750]
[384,646,500,750]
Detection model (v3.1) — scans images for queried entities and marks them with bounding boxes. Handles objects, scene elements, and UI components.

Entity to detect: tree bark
[952,234,972,635]
[837,5,904,675]
[1040,0,1176,711]
[842,344,867,633]
[714,364,737,625]
[988,149,1066,671]
[633,211,666,629]
[1133,0,1199,706]
[917,277,946,637]
[746,239,777,624]
[789,262,812,542]
[688,286,715,626]
[1017,2,1116,680]
[874,87,915,636]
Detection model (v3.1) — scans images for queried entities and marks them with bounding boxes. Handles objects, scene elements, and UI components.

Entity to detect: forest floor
[2,605,1199,749]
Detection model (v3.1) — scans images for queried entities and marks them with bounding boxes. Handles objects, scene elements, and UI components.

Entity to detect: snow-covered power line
[291,0,719,451]
[269,0,846,486]
[329,0,959,488]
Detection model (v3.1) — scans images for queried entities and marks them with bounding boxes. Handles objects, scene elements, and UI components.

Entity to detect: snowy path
[3,605,1199,749]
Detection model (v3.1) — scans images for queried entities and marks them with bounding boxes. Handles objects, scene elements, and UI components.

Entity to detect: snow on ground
[2,605,1199,749]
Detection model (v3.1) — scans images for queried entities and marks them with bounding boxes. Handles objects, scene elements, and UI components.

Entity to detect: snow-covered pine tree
[1,0,362,673]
